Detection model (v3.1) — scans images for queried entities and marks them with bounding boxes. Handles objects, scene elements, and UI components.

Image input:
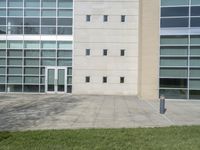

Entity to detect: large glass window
[58,0,73,8]
[42,0,56,8]
[42,10,56,17]
[0,0,6,7]
[161,0,189,6]
[8,9,23,16]
[161,7,189,17]
[58,10,73,17]
[24,10,40,17]
[8,0,23,7]
[24,0,40,8]
[7,18,23,26]
[161,18,189,28]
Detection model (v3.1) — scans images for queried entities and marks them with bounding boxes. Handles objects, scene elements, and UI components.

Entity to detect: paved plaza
[0,95,200,131]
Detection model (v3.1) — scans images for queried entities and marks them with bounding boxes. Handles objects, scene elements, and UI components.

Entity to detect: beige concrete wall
[73,0,139,95]
[138,0,160,100]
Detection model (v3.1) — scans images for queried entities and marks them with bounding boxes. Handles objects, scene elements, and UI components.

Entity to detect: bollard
[160,95,166,114]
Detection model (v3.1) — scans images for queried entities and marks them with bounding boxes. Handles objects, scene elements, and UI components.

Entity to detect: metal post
[160,95,166,114]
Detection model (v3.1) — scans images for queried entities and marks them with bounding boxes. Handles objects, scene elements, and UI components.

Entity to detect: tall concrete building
[0,0,199,100]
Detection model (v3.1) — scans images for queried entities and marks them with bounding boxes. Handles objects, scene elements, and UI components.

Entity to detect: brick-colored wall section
[138,0,160,100]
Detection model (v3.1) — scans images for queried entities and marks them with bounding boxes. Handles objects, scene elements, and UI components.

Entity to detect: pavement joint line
[145,100,175,125]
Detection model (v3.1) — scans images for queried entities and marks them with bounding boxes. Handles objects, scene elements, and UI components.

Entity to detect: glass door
[45,67,67,93]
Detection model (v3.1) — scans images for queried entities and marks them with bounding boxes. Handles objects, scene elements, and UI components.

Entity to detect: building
[0,0,199,100]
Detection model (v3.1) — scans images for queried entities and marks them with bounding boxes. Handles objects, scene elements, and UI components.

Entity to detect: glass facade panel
[58,41,72,49]
[41,27,56,34]
[160,36,188,45]
[24,59,39,66]
[161,7,189,17]
[41,59,56,66]
[160,58,188,67]
[0,85,5,92]
[42,10,56,17]
[8,50,22,57]
[160,79,187,88]
[8,9,23,16]
[190,80,200,89]
[7,67,22,74]
[0,0,6,7]
[160,68,188,78]
[24,18,40,26]
[24,10,40,17]
[190,36,200,45]
[190,58,200,66]
[190,69,200,77]
[24,76,39,84]
[25,50,40,57]
[0,26,6,34]
[58,0,73,8]
[41,50,56,57]
[0,58,6,65]
[58,50,72,57]
[24,0,40,8]
[7,18,23,26]
[8,85,22,92]
[42,0,56,8]
[24,85,39,92]
[58,9,72,17]
[191,0,200,5]
[0,67,5,74]
[190,90,200,100]
[160,89,187,99]
[190,47,200,55]
[24,27,40,34]
[8,26,23,34]
[8,0,23,7]
[58,18,73,26]
[0,50,6,56]
[41,41,56,49]
[0,76,5,83]
[7,58,22,66]
[160,46,188,56]
[24,41,40,49]
[7,76,22,83]
[57,59,72,66]
[161,0,189,6]
[57,27,72,35]
[0,9,6,16]
[24,68,39,75]
[161,18,189,28]
[8,41,23,49]
[0,41,6,48]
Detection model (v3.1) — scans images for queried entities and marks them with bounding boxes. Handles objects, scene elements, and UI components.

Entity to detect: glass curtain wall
[160,0,200,99]
[0,40,72,93]
[0,0,73,35]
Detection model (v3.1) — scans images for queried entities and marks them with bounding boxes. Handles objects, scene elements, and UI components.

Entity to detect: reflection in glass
[0,26,6,34]
[41,27,56,34]
[7,18,23,26]
[24,27,40,34]
[57,27,72,35]
[24,18,40,26]
[58,18,73,26]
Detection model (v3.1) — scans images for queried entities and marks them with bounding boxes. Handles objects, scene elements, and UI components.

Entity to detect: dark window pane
[191,18,200,27]
[0,26,6,34]
[190,90,200,100]
[24,85,39,92]
[161,18,189,28]
[8,26,23,34]
[24,18,40,26]
[0,85,5,92]
[24,27,40,34]
[58,18,72,26]
[160,79,187,88]
[7,18,23,25]
[57,27,72,35]
[160,89,187,99]
[7,85,22,92]
[161,7,189,17]
[41,18,56,25]
[41,27,56,34]
[0,18,6,25]
[191,6,200,16]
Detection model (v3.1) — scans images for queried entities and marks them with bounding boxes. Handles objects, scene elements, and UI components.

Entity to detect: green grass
[0,126,200,150]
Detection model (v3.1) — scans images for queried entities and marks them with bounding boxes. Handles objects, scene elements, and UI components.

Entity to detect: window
[120,77,125,83]
[103,15,108,22]
[86,49,90,56]
[103,49,108,56]
[103,76,107,83]
[121,15,126,22]
[120,49,125,56]
[85,76,90,83]
[86,15,91,22]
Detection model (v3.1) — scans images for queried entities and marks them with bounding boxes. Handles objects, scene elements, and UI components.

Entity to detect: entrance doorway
[45,67,67,93]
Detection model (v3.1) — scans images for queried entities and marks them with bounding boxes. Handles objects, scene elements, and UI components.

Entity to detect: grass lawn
[0,126,200,150]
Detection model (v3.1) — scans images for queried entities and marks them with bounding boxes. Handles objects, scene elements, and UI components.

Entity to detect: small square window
[120,49,125,56]
[103,49,108,56]
[86,49,90,56]
[120,77,125,83]
[85,76,90,83]
[103,15,108,22]
[103,76,107,83]
[86,15,91,22]
[121,15,126,22]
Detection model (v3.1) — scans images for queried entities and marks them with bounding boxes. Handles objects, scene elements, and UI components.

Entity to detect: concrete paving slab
[0,94,199,131]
